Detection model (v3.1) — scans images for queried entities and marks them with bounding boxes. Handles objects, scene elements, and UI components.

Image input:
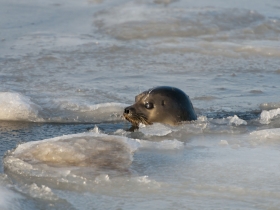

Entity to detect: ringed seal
[123,86,197,129]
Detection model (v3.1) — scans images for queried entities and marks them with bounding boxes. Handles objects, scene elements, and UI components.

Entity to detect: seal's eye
[145,102,154,109]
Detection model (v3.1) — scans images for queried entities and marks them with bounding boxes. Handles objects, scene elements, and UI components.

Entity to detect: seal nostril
[124,106,136,115]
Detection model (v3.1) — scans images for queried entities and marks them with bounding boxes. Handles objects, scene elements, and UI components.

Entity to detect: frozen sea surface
[1,0,280,209]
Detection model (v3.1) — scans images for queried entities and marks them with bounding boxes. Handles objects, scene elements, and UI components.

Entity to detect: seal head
[123,86,197,128]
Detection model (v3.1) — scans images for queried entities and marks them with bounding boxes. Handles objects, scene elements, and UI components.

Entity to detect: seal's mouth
[123,112,152,127]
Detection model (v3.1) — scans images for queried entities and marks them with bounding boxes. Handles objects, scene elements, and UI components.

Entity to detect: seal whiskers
[124,112,152,127]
